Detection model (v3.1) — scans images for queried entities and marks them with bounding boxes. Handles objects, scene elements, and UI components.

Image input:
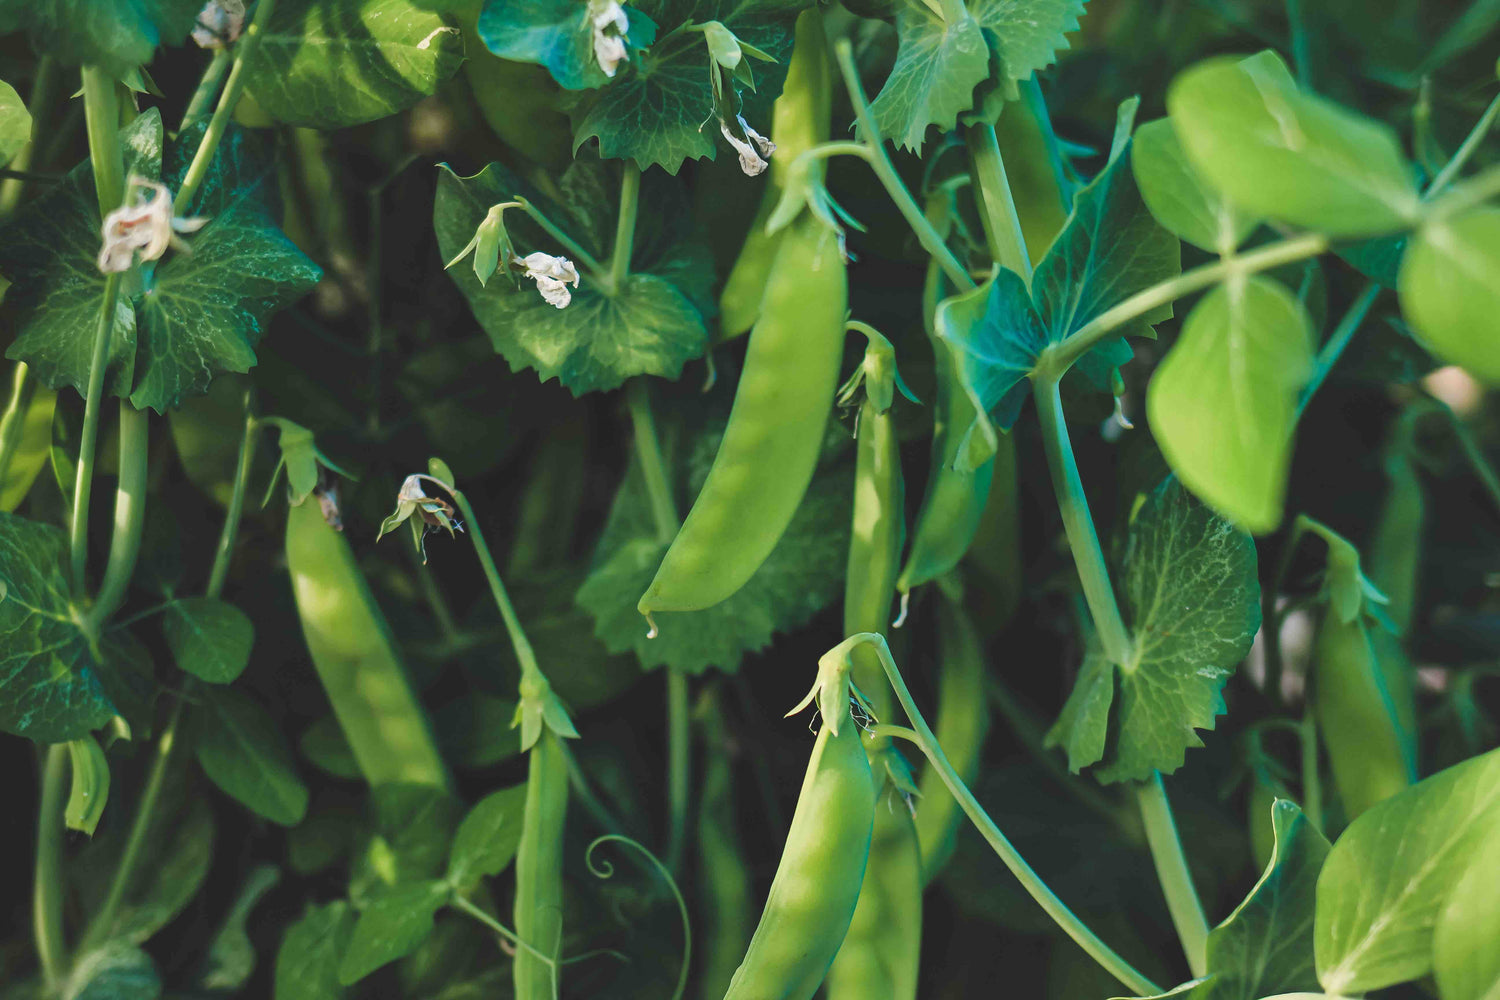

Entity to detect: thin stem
[556,739,626,835]
[179,48,232,131]
[1034,379,1132,664]
[0,362,37,490]
[82,67,124,218]
[963,122,1032,284]
[1297,282,1381,416]
[1041,233,1329,378]
[607,163,640,293]
[625,380,679,543]
[1427,162,1500,222]
[665,668,689,873]
[1136,774,1209,977]
[1300,710,1322,829]
[1425,91,1500,197]
[71,273,123,593]
[87,403,149,633]
[206,399,256,599]
[448,489,541,678]
[34,745,69,991]
[1284,0,1312,88]
[512,197,605,277]
[832,40,974,291]
[451,895,561,969]
[854,634,1161,996]
[1433,400,1500,518]
[173,0,278,216]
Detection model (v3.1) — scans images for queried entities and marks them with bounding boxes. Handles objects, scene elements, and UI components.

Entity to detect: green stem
[556,739,625,835]
[34,744,69,991]
[180,48,233,131]
[1427,161,1500,221]
[71,273,123,594]
[448,488,542,679]
[854,634,1161,996]
[832,41,974,291]
[451,895,561,968]
[607,163,640,294]
[626,380,679,543]
[665,667,689,873]
[206,399,256,599]
[1041,233,1329,378]
[0,362,37,490]
[963,122,1032,284]
[81,66,124,217]
[1425,91,1500,197]
[172,0,278,216]
[0,56,57,214]
[87,403,148,633]
[1137,774,1210,978]
[1297,282,1380,415]
[1300,710,1322,829]
[512,197,606,278]
[1433,400,1500,518]
[1033,378,1132,664]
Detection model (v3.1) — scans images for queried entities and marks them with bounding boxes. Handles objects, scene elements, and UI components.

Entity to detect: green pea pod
[0,365,55,512]
[1365,415,1424,749]
[718,8,830,338]
[696,688,753,1000]
[65,734,110,837]
[514,728,569,1000]
[284,498,448,789]
[914,588,989,880]
[640,213,847,616]
[722,705,876,1000]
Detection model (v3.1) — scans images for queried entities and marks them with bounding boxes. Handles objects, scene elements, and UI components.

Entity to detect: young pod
[513,728,570,1000]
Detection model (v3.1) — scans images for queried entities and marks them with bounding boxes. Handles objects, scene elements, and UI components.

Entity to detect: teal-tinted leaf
[132,123,322,412]
[1167,50,1420,237]
[195,687,309,826]
[869,5,989,152]
[1338,234,1406,289]
[1397,207,1500,385]
[161,596,254,683]
[1433,827,1500,1000]
[1046,647,1113,772]
[1132,117,1257,253]
[201,865,281,991]
[63,941,161,1000]
[434,161,707,393]
[0,79,32,168]
[1147,276,1314,534]
[66,734,111,836]
[933,267,1045,432]
[0,110,163,400]
[337,880,450,985]
[1315,747,1500,995]
[446,784,528,889]
[275,901,355,1000]
[477,0,657,90]
[243,0,466,129]
[0,0,199,77]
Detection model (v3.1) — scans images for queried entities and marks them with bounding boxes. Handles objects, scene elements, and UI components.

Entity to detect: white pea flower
[97,175,208,274]
[590,0,630,77]
[720,115,776,176]
[521,252,580,308]
[192,0,245,48]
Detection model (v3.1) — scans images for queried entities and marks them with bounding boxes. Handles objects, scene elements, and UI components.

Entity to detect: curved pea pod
[284,498,448,789]
[722,700,876,1000]
[513,728,569,1000]
[640,213,847,616]
[718,8,830,338]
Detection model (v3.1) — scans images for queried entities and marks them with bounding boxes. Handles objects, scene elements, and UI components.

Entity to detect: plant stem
[1041,233,1329,378]
[207,398,256,599]
[625,380,679,543]
[82,67,124,217]
[1433,399,1500,518]
[448,488,541,678]
[1033,378,1132,664]
[608,162,640,294]
[831,40,974,291]
[665,667,689,873]
[963,122,1032,284]
[451,895,559,967]
[1428,161,1500,221]
[34,744,69,991]
[1425,91,1500,197]
[180,48,232,131]
[1136,774,1210,977]
[71,273,123,594]
[173,0,278,216]
[512,197,605,277]
[854,634,1161,997]
[1297,281,1380,416]
[1300,710,1322,829]
[88,403,149,632]
[0,362,37,491]
[556,738,625,835]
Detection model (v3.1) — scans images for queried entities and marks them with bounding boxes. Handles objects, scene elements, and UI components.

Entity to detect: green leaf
[62,941,161,1000]
[349,784,465,904]
[1131,117,1257,253]
[201,865,281,991]
[0,0,199,77]
[1167,50,1420,237]
[275,901,355,1000]
[869,5,989,152]
[161,596,254,684]
[1433,827,1500,1000]
[243,0,467,129]
[1397,206,1500,385]
[433,161,707,393]
[1315,746,1500,995]
[337,880,451,985]
[1147,275,1314,534]
[0,109,163,401]
[0,78,32,168]
[477,0,657,90]
[78,795,215,944]
[446,784,528,890]
[195,687,309,826]
[299,716,363,779]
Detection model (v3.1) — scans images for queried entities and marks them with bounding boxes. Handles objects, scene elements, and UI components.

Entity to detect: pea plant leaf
[445,784,528,890]
[568,0,799,174]
[348,784,465,904]
[275,902,356,1000]
[937,132,1179,433]
[1131,116,1257,254]
[433,160,708,393]
[200,865,281,991]
[337,880,451,985]
[477,0,658,91]
[1167,50,1420,237]
[1397,206,1500,385]
[194,686,310,827]
[1315,746,1500,996]
[1432,826,1500,1000]
[1147,275,1314,534]
[0,0,199,78]
[1047,476,1260,783]
[161,597,254,684]
[241,0,466,129]
[62,940,163,1000]
[0,79,32,168]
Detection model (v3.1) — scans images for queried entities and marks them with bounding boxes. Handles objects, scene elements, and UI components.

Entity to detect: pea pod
[639,213,847,616]
[284,497,448,789]
[718,8,830,338]
[1364,410,1425,749]
[514,728,569,1000]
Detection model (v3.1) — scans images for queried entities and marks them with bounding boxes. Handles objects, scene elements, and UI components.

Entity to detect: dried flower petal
[97,175,208,274]
[521,252,580,309]
[192,0,245,48]
[720,115,775,177]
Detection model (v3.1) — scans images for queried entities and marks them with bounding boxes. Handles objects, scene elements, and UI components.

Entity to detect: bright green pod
[722,708,876,1000]
[843,393,905,714]
[284,498,448,789]
[640,214,847,616]
[513,729,569,1000]
[718,8,830,339]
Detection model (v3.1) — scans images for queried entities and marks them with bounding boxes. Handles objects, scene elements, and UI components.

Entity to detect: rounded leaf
[1397,206,1500,384]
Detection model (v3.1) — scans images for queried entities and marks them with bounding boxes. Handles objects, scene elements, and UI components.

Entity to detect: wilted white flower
[192,0,245,48]
[377,474,463,563]
[97,175,208,274]
[720,115,776,176]
[590,0,630,77]
[521,252,581,308]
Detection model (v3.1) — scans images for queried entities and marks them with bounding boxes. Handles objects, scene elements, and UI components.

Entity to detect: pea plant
[2,0,1499,997]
